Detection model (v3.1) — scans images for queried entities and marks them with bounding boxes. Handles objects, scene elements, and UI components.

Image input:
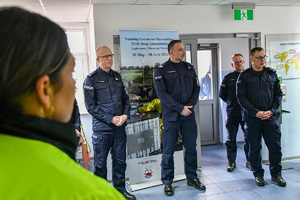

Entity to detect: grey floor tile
[123,145,300,200]
[253,184,291,199]
[205,193,236,200]
[199,175,215,185]
[206,172,238,183]
[267,193,300,200]
[230,189,264,200]
[283,168,300,174]
[172,185,204,199]
[284,171,300,182]
[201,183,226,196]
[217,180,252,192]
[284,181,300,198]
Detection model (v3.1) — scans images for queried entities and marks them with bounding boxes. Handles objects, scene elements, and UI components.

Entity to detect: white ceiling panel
[225,0,259,2]
[256,0,299,6]
[136,0,181,5]
[42,0,91,7]
[290,1,300,5]
[1,0,300,23]
[46,6,90,22]
[0,0,40,7]
[92,0,137,4]
[179,0,225,5]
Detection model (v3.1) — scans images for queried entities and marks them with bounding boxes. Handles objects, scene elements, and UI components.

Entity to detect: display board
[125,117,185,191]
[266,34,300,79]
[120,30,178,68]
[120,30,178,102]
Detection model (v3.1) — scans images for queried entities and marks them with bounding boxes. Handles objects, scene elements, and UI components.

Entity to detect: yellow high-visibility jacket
[0,116,125,200]
[139,98,163,134]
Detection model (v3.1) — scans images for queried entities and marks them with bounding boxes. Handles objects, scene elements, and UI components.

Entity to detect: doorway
[181,33,261,150]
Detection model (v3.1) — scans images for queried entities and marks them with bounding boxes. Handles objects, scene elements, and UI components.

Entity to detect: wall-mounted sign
[120,30,178,68]
[234,9,253,20]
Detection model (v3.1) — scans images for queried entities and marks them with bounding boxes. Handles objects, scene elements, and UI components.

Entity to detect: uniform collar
[0,115,77,160]
[99,66,112,74]
[168,58,182,65]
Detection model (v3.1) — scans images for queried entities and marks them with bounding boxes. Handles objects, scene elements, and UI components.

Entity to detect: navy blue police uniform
[83,67,130,193]
[219,70,249,163]
[237,67,283,178]
[154,59,200,184]
[69,99,81,133]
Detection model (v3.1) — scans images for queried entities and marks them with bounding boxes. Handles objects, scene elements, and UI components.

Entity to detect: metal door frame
[197,43,219,145]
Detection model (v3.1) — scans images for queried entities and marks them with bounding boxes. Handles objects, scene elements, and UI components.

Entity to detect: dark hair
[0,7,70,116]
[168,40,182,54]
[250,47,264,56]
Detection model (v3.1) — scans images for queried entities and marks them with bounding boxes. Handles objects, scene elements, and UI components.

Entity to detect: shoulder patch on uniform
[88,70,97,77]
[154,75,162,80]
[159,61,168,68]
[183,61,193,70]
[266,67,276,72]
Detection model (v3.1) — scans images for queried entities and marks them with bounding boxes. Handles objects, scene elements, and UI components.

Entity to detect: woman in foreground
[0,6,124,200]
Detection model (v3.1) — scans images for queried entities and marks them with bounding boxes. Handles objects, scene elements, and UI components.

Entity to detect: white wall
[89,5,300,159]
[93,5,300,56]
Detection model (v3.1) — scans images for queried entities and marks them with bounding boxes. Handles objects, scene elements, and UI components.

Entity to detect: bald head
[96,46,114,72]
[96,46,112,58]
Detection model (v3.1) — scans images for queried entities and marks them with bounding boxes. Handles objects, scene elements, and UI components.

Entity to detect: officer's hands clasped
[181,106,193,117]
[256,110,274,120]
[111,115,128,126]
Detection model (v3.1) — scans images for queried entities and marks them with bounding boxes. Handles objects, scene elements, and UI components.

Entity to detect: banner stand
[126,150,185,191]
[127,174,186,191]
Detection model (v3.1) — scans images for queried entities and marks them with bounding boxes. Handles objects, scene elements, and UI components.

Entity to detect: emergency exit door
[182,40,219,146]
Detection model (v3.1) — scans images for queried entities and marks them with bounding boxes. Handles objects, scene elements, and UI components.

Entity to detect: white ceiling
[1,0,300,23]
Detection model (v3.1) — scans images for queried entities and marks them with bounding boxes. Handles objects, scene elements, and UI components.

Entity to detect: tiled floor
[127,145,300,200]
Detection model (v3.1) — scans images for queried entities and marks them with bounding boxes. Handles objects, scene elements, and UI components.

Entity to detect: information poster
[120,30,178,68]
[120,30,178,102]
[270,40,300,79]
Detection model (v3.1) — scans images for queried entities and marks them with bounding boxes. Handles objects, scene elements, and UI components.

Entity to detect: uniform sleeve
[236,73,259,117]
[270,73,283,114]
[219,76,227,102]
[154,68,184,113]
[73,99,81,132]
[121,79,131,118]
[187,67,200,107]
[83,76,113,124]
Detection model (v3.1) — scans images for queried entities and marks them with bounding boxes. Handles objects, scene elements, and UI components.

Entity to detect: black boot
[227,161,236,172]
[164,183,173,196]
[123,191,136,200]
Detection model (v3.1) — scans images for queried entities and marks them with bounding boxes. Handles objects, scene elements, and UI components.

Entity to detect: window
[66,28,89,114]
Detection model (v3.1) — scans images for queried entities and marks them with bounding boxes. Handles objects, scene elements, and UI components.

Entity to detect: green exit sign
[234,9,253,20]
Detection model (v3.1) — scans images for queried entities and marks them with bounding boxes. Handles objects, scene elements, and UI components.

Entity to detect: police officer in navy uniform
[219,54,252,172]
[237,47,286,187]
[83,46,136,200]
[154,40,206,196]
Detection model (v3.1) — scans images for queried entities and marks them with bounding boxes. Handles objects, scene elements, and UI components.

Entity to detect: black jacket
[219,70,242,118]
[154,59,200,122]
[83,67,130,132]
[237,67,282,121]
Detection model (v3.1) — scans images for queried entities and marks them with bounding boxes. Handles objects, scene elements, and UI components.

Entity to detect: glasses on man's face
[99,54,114,59]
[233,60,245,65]
[254,55,268,61]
